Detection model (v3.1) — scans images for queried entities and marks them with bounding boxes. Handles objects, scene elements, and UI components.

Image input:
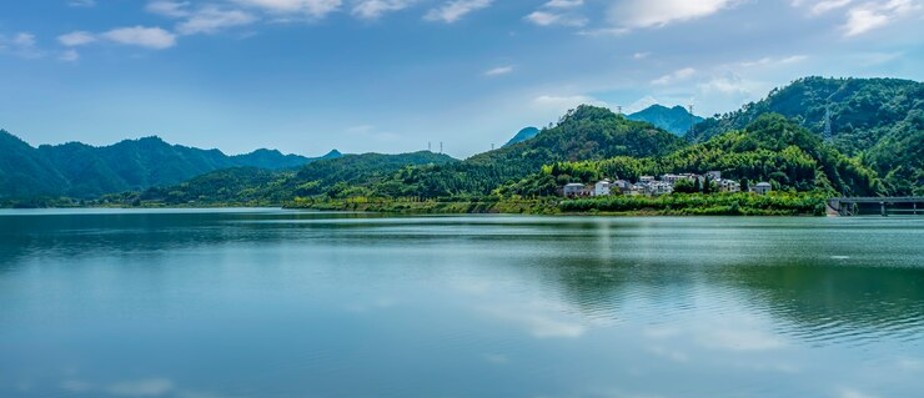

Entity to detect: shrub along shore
[285,191,828,216]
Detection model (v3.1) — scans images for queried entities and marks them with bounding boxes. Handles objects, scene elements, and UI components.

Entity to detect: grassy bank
[286,192,828,216]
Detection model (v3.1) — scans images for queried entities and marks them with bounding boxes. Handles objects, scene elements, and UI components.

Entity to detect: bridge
[828,197,924,216]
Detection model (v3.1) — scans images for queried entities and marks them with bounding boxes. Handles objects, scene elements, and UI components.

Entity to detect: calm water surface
[1,209,923,398]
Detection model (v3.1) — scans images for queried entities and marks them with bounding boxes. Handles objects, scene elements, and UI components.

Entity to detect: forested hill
[627,105,704,136]
[689,77,923,151]
[503,114,883,197]
[688,76,923,194]
[132,151,458,205]
[0,131,339,199]
[365,105,687,198]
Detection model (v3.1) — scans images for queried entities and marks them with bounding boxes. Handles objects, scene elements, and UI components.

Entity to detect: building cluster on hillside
[563,171,773,198]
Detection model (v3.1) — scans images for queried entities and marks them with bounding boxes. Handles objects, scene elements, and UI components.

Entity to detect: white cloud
[608,0,740,29]
[352,0,416,19]
[484,65,514,76]
[525,11,588,27]
[810,0,854,15]
[738,54,808,67]
[0,32,43,59]
[101,26,178,49]
[177,7,258,34]
[234,0,343,18]
[425,0,493,23]
[58,31,97,46]
[632,51,651,59]
[651,67,696,85]
[146,1,192,18]
[59,49,80,62]
[544,0,584,8]
[842,0,921,36]
[67,0,97,7]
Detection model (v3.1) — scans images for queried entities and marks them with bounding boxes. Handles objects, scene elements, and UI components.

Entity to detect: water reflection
[1,210,923,398]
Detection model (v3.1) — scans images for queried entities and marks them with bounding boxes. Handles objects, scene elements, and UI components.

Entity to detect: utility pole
[440,142,443,154]
[428,141,432,152]
[491,143,495,151]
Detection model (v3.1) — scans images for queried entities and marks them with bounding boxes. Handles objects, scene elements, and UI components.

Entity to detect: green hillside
[131,151,458,206]
[0,132,338,199]
[504,114,883,197]
[365,105,686,198]
[688,77,923,194]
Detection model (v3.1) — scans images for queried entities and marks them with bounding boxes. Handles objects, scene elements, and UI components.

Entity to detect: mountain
[365,105,687,198]
[688,76,924,195]
[504,114,883,197]
[503,127,540,147]
[627,105,704,136]
[134,151,458,205]
[0,131,338,199]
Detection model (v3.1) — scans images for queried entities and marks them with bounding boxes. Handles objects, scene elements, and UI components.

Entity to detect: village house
[718,179,741,193]
[593,180,612,196]
[562,171,769,198]
[752,182,772,195]
[563,183,589,198]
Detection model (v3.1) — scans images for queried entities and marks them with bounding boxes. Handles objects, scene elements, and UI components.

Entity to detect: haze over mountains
[2,76,922,206]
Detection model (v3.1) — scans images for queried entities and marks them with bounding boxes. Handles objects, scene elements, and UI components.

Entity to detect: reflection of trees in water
[718,263,924,343]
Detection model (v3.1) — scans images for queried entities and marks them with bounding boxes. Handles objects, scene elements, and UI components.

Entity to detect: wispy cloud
[525,0,587,27]
[608,0,740,29]
[233,0,343,19]
[58,31,98,46]
[177,7,258,34]
[652,67,696,85]
[525,11,587,27]
[67,0,97,7]
[842,0,922,36]
[101,26,178,49]
[484,65,514,76]
[0,32,43,59]
[352,0,416,19]
[425,0,493,23]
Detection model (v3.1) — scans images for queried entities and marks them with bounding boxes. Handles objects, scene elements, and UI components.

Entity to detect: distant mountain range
[0,132,339,199]
[627,104,705,136]
[3,76,922,205]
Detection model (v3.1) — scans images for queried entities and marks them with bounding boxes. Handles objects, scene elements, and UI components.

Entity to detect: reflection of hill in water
[719,264,924,344]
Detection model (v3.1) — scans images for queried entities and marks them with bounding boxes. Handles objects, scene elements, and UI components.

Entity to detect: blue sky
[1,0,923,158]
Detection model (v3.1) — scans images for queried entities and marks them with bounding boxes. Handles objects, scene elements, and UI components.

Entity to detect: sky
[1,0,923,158]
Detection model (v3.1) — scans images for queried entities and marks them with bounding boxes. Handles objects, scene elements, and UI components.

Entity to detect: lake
[1,209,922,398]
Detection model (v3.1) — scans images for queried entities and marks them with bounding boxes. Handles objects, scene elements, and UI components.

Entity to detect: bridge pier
[881,202,887,217]
[915,202,918,216]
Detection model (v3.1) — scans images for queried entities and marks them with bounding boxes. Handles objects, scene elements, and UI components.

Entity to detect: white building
[649,181,674,196]
[612,180,631,194]
[639,176,655,183]
[563,183,588,198]
[753,182,772,195]
[706,171,722,181]
[593,180,612,196]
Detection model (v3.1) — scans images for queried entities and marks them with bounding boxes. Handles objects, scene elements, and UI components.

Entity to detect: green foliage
[0,131,338,199]
[368,105,686,198]
[689,76,924,195]
[560,192,828,216]
[503,114,883,197]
